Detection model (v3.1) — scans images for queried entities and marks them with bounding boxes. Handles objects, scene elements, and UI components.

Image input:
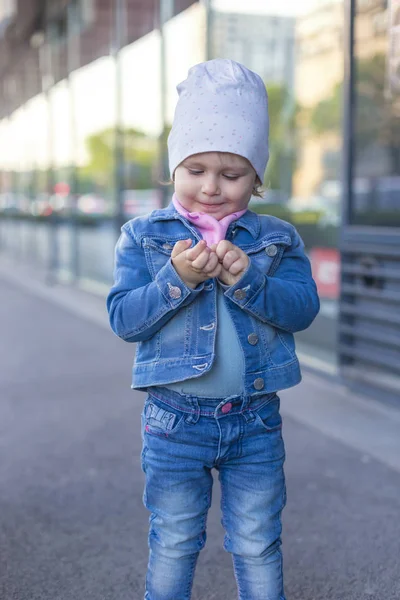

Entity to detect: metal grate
[339,227,400,404]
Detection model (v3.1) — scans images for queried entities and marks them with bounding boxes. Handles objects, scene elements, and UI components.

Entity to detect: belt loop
[243,409,256,423]
[241,394,250,409]
[185,395,200,424]
[241,395,256,423]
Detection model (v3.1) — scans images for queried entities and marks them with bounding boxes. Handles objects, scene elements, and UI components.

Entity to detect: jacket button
[168,285,182,299]
[247,333,259,345]
[221,402,233,414]
[162,242,174,250]
[253,378,265,390]
[234,289,247,300]
[266,244,278,257]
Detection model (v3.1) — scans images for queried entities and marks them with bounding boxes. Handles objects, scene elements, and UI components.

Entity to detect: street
[0,258,399,600]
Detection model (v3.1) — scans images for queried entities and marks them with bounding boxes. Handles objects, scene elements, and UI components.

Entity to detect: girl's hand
[212,241,250,287]
[171,239,221,289]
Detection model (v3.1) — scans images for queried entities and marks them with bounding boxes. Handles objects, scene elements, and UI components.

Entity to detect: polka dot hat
[168,58,269,183]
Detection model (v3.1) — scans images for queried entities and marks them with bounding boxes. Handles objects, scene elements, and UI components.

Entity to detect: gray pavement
[1,257,400,600]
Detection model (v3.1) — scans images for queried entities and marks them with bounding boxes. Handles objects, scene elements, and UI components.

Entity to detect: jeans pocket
[253,394,282,432]
[143,394,185,437]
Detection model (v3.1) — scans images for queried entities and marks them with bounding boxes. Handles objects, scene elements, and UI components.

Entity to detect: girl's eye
[188,169,203,175]
[223,174,239,180]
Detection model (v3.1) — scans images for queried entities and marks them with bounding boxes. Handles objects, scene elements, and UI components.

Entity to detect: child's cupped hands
[211,241,250,286]
[171,239,222,289]
[171,239,249,289]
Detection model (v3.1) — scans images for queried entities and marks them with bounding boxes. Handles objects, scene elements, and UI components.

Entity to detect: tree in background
[79,127,159,195]
[308,53,400,225]
[310,53,400,173]
[309,82,342,136]
[264,83,299,198]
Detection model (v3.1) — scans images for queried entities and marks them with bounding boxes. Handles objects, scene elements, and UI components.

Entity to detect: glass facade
[0,0,397,371]
[352,0,400,226]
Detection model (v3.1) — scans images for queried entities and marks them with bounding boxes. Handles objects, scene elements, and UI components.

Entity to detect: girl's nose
[202,176,220,196]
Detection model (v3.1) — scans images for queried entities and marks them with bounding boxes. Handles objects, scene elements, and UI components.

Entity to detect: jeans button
[253,378,265,390]
[234,289,247,300]
[266,244,278,257]
[168,284,182,299]
[247,333,259,345]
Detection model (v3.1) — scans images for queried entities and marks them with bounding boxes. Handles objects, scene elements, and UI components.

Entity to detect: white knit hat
[168,59,269,183]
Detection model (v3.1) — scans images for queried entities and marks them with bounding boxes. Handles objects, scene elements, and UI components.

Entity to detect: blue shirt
[164,285,245,397]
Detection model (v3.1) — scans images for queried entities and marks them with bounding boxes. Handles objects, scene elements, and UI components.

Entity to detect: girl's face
[174,152,258,220]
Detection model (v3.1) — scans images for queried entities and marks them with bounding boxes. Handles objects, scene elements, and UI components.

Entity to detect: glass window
[69,2,117,285]
[72,57,117,213]
[26,93,51,217]
[0,0,16,22]
[120,30,163,218]
[351,0,400,226]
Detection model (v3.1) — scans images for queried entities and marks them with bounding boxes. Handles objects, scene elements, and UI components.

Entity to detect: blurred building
[339,0,400,403]
[294,0,390,200]
[0,0,399,404]
[294,0,344,199]
[211,11,295,91]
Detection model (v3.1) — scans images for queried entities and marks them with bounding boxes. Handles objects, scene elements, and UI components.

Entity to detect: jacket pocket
[246,236,291,277]
[142,236,190,279]
[259,326,296,368]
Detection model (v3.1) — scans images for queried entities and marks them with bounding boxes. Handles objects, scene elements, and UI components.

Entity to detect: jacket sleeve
[107,226,204,342]
[223,228,320,333]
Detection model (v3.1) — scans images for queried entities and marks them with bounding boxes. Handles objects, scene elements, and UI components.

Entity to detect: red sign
[54,182,70,195]
[310,248,340,299]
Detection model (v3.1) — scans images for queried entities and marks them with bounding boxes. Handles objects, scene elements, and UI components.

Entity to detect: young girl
[107,59,319,600]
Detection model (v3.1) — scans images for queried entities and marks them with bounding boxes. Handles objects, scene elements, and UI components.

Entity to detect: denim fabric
[141,387,287,600]
[107,202,320,394]
[164,286,245,397]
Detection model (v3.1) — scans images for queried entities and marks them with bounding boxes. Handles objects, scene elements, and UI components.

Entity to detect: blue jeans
[141,386,287,600]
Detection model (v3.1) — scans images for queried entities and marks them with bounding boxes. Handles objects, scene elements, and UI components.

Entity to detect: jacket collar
[149,201,260,239]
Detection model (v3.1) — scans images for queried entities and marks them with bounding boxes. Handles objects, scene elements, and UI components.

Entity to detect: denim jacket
[107,202,320,395]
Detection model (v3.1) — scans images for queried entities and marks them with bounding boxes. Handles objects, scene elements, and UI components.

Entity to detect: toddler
[107,59,320,600]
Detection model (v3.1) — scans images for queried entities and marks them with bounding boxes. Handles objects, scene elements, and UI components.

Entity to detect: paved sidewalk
[1,256,400,600]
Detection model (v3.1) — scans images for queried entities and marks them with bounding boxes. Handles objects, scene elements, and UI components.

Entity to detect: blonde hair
[252,179,265,198]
